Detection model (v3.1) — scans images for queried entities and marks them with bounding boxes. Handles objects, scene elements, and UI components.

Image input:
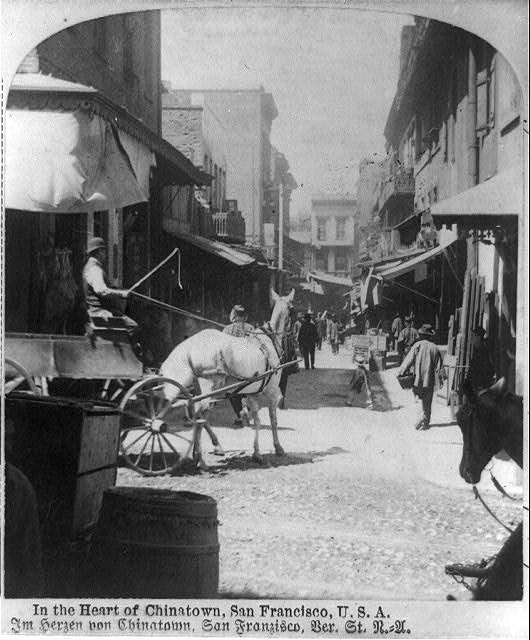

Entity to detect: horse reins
[472,485,515,534]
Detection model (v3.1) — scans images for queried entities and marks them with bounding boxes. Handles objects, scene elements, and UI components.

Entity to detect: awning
[377,238,457,280]
[7,73,206,189]
[308,271,353,288]
[5,108,147,212]
[431,167,523,223]
[300,281,324,295]
[163,221,256,267]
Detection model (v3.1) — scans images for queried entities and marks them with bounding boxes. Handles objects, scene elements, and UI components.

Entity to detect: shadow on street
[172,446,348,476]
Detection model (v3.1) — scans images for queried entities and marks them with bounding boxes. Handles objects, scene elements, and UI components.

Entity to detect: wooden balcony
[379,167,415,211]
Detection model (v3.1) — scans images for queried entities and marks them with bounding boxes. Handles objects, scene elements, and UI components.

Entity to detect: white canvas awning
[308,271,353,287]
[5,108,147,212]
[430,167,523,222]
[377,238,457,280]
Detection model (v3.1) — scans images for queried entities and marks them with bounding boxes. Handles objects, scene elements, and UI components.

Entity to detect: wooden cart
[5,325,297,477]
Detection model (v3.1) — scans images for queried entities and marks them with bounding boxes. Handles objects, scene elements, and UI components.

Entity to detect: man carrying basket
[397,324,444,431]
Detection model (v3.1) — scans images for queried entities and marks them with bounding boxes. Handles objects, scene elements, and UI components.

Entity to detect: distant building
[310,195,357,277]
[166,88,279,244]
[161,86,245,243]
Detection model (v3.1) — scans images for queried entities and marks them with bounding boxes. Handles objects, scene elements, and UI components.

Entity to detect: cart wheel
[4,358,41,395]
[119,376,197,476]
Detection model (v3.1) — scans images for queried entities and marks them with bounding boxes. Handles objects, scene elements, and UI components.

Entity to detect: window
[335,249,348,273]
[336,217,346,240]
[316,217,326,241]
[315,249,327,271]
[400,119,416,169]
[476,43,496,132]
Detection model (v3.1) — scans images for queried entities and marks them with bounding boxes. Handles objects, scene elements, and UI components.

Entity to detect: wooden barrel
[90,488,219,598]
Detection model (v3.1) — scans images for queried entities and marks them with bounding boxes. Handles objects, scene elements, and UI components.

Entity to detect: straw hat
[86,237,106,255]
[418,324,435,336]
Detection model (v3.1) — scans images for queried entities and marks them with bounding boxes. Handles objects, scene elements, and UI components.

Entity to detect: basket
[397,373,414,390]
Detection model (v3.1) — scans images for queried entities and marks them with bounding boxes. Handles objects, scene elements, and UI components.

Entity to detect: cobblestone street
[117,342,522,600]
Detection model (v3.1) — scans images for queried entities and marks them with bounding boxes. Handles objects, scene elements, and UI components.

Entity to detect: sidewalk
[375,350,524,499]
[314,339,523,498]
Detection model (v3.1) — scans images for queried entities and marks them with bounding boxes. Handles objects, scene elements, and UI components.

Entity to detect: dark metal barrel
[90,487,219,597]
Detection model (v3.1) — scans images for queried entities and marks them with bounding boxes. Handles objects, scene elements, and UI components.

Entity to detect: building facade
[310,195,357,277]
[167,88,279,245]
[381,17,524,392]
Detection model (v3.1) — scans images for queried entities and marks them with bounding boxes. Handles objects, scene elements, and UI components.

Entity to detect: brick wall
[162,106,203,165]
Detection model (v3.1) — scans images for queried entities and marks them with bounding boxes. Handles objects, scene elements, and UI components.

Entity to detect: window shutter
[488,61,496,128]
[476,69,488,131]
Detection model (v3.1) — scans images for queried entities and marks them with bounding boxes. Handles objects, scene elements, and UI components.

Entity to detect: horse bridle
[464,402,497,476]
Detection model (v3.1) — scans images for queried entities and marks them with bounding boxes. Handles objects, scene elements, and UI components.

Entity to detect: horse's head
[457,378,507,484]
[269,288,295,337]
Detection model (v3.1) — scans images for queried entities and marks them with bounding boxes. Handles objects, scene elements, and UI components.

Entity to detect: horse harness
[186,323,291,396]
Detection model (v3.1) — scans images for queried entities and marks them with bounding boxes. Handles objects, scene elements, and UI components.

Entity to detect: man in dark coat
[297,313,319,369]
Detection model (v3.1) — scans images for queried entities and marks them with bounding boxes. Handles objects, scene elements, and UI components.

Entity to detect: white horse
[160,288,295,463]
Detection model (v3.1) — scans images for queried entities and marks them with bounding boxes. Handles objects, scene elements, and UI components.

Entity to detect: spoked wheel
[4,358,41,395]
[119,376,197,476]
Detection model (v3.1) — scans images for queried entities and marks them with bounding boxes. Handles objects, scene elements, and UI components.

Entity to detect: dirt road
[117,342,521,600]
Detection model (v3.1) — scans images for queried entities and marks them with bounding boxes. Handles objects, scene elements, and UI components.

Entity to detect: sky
[161,7,413,219]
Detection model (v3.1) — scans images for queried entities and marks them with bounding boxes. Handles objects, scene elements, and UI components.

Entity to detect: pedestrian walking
[346,355,372,408]
[293,313,303,340]
[398,324,444,430]
[223,304,254,427]
[326,314,333,344]
[397,315,419,364]
[317,312,327,350]
[391,311,403,351]
[329,314,340,354]
[297,312,319,369]
[315,312,323,350]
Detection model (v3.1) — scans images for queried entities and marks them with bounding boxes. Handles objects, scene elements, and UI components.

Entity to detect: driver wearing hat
[82,236,137,332]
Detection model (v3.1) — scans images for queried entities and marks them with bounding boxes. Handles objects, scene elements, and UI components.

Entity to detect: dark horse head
[456,378,523,485]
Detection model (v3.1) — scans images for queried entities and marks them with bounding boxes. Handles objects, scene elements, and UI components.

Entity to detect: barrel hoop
[92,538,219,554]
[97,514,219,529]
